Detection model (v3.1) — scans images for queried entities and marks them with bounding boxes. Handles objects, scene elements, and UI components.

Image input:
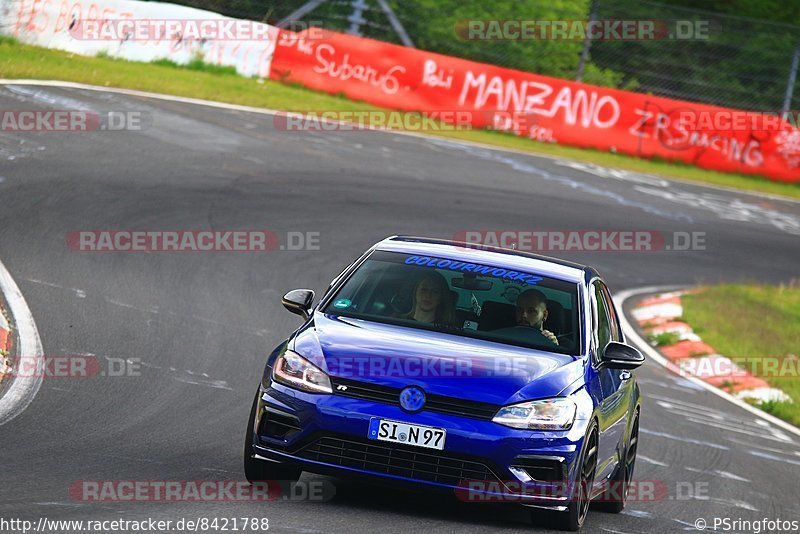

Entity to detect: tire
[538,421,598,532]
[243,389,302,484]
[596,410,639,513]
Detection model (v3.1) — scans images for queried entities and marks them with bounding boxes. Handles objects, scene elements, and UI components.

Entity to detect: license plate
[368,418,446,450]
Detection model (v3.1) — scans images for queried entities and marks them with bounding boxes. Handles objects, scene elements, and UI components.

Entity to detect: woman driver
[404,272,456,327]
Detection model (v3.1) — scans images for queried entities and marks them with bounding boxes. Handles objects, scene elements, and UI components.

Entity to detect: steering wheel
[492,325,556,346]
[389,293,411,315]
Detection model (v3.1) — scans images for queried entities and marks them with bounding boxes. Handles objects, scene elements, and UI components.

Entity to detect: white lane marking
[636,376,704,392]
[201,467,238,473]
[31,502,86,508]
[690,495,759,511]
[556,160,670,187]
[0,258,44,425]
[427,138,694,223]
[104,297,143,310]
[4,85,95,111]
[748,450,800,467]
[652,395,793,447]
[3,79,798,206]
[101,354,229,389]
[727,437,800,457]
[635,187,800,236]
[654,397,793,443]
[638,454,669,467]
[673,519,701,531]
[683,467,751,482]
[64,350,228,390]
[640,428,729,450]
[0,134,47,162]
[653,398,727,420]
[651,394,730,414]
[683,417,793,444]
[26,278,86,299]
[615,286,800,439]
[621,510,653,518]
[170,374,232,390]
[26,278,269,337]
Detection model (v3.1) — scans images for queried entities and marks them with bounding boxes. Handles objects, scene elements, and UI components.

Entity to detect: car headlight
[492,398,577,430]
[272,350,332,394]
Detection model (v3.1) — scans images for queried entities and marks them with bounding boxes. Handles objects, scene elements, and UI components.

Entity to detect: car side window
[592,282,612,356]
[599,283,622,342]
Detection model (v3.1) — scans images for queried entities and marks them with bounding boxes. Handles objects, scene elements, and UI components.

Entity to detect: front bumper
[250,382,592,507]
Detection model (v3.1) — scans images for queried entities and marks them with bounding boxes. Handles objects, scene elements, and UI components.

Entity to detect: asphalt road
[1,82,799,533]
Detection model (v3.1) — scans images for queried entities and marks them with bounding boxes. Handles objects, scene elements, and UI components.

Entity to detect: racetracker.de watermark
[0,517,270,534]
[66,231,320,252]
[673,110,800,132]
[69,18,274,41]
[274,110,475,132]
[678,355,800,379]
[322,356,569,379]
[454,230,707,252]
[0,110,149,132]
[69,480,334,502]
[455,479,709,503]
[6,355,140,379]
[68,18,330,41]
[455,19,711,41]
[273,110,558,133]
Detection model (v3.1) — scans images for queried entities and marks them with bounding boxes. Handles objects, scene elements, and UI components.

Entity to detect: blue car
[244,236,643,531]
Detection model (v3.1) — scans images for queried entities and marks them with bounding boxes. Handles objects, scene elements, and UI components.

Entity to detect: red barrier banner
[271,29,800,183]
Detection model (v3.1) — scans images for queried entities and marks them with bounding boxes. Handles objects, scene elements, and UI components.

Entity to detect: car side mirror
[282,289,315,320]
[601,341,645,370]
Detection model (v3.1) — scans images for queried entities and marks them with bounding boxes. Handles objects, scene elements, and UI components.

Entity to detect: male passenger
[515,289,559,345]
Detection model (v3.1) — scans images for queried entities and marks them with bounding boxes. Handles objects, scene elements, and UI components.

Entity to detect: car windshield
[322,250,581,354]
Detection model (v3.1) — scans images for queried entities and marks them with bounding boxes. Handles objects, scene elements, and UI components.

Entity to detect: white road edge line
[0,256,44,426]
[1,78,798,205]
[615,286,800,439]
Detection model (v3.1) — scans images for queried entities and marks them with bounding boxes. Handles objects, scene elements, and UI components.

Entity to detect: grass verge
[647,331,681,347]
[682,283,800,426]
[2,37,800,199]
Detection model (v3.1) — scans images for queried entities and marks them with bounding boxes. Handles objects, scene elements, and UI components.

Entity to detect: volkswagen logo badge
[399,386,426,413]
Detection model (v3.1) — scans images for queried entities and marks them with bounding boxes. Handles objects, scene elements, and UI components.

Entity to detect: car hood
[290,313,585,405]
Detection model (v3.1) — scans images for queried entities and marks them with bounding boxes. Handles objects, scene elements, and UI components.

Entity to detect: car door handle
[619,370,632,381]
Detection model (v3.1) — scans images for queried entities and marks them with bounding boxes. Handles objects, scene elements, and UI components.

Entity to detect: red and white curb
[632,291,792,405]
[0,256,44,426]
[616,287,800,439]
[0,302,11,381]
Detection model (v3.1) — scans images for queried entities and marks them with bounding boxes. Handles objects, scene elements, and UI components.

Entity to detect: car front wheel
[537,421,598,531]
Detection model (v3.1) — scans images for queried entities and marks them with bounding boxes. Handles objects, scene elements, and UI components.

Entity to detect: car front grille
[331,377,500,421]
[296,435,500,486]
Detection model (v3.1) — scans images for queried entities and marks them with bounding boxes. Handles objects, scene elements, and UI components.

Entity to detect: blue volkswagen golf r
[244,236,643,531]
